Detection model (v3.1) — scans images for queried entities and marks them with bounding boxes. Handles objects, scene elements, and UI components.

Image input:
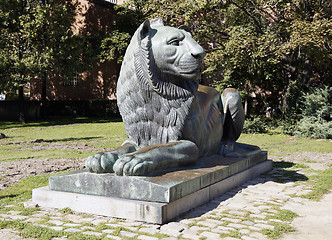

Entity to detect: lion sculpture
[85,18,245,176]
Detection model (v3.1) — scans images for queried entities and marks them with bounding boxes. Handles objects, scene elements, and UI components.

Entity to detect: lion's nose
[191,45,206,59]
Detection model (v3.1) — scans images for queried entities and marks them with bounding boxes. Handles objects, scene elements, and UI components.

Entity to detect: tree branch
[229,0,264,34]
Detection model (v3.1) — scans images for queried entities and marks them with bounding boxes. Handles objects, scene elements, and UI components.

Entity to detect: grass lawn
[1,117,330,163]
[0,117,126,162]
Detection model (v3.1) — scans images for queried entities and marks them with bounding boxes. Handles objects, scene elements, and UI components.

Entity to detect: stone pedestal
[32,144,271,224]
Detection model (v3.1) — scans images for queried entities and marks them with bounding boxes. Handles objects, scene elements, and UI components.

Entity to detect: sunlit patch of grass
[58,207,74,215]
[301,168,332,201]
[267,209,298,222]
[0,120,126,162]
[0,170,71,206]
[0,175,49,205]
[262,222,296,239]
[239,134,331,154]
[0,219,103,240]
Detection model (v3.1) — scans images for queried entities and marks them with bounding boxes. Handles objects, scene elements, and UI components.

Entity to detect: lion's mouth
[180,67,202,75]
[179,58,202,75]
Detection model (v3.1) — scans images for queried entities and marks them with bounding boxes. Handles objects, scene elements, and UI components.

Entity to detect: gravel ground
[0,158,84,191]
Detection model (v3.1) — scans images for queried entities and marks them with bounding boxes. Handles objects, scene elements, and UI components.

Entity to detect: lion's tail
[221,88,245,142]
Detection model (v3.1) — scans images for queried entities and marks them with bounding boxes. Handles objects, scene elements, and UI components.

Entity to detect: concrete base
[33,159,272,224]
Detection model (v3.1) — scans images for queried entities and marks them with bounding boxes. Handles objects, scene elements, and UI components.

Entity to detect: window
[63,73,79,86]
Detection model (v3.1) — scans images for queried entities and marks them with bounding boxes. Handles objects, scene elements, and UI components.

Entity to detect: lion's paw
[85,152,118,173]
[113,156,154,176]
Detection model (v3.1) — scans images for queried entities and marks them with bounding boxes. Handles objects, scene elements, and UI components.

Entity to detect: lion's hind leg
[219,88,245,157]
[85,140,138,173]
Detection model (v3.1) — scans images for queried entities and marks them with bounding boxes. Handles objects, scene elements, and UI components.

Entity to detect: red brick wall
[30,0,120,100]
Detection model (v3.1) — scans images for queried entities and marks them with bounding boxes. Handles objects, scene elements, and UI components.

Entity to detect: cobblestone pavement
[2,164,331,240]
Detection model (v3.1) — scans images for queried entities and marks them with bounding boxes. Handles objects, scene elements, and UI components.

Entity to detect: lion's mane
[116,20,199,147]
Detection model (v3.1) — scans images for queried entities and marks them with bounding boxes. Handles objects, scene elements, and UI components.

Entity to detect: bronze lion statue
[85,18,245,176]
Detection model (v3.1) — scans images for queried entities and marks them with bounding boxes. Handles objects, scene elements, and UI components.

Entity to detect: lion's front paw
[85,152,118,173]
[113,156,154,176]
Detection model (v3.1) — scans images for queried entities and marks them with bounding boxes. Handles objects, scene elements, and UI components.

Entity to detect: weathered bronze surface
[85,18,248,176]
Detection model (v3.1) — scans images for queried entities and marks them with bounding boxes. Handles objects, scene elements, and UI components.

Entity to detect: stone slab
[49,143,266,203]
[33,159,272,224]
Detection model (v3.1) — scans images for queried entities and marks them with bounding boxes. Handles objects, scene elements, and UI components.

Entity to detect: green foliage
[99,30,131,64]
[299,86,331,121]
[295,120,331,139]
[243,118,267,133]
[295,86,332,139]
[122,0,332,118]
[0,0,83,92]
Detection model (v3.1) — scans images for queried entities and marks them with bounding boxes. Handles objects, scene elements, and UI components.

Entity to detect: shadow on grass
[33,136,102,143]
[0,194,19,200]
[269,161,309,183]
[0,117,123,130]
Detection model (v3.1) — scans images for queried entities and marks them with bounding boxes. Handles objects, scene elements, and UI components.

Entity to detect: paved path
[1,167,331,239]
[281,192,332,240]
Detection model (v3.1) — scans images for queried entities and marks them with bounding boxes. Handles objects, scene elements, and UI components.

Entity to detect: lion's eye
[168,39,180,46]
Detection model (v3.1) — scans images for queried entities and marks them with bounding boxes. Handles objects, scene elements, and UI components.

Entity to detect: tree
[121,0,332,118]
[0,0,84,122]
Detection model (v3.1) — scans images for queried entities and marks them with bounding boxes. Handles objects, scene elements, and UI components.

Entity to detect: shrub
[295,86,332,139]
[242,118,267,134]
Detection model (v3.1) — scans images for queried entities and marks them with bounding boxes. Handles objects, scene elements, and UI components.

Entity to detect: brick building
[30,0,123,101]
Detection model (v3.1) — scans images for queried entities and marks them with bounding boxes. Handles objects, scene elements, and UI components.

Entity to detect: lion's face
[150,26,205,82]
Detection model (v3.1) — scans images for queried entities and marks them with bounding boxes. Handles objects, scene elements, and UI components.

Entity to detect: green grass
[1,120,330,164]
[268,209,299,222]
[0,119,126,163]
[238,134,332,155]
[262,222,296,239]
[58,207,74,215]
[0,175,49,205]
[301,168,332,200]
[0,219,103,240]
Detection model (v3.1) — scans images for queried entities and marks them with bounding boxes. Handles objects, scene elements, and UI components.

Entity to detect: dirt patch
[0,138,116,191]
[3,140,109,153]
[0,158,84,191]
[270,152,332,170]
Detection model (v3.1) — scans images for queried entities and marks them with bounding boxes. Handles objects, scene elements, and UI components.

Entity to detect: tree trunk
[41,73,47,119]
[18,86,25,124]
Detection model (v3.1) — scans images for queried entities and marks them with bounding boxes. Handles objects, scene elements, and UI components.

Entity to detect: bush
[243,118,267,134]
[295,118,332,139]
[294,86,332,139]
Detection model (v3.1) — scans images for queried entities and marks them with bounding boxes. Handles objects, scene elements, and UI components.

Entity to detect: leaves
[99,31,131,64]
[0,0,82,92]
[122,0,331,117]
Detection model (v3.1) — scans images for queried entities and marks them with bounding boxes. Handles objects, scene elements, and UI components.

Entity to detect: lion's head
[149,19,205,82]
[116,19,206,147]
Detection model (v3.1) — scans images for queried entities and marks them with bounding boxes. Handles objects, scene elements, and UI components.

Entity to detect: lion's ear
[137,20,151,44]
